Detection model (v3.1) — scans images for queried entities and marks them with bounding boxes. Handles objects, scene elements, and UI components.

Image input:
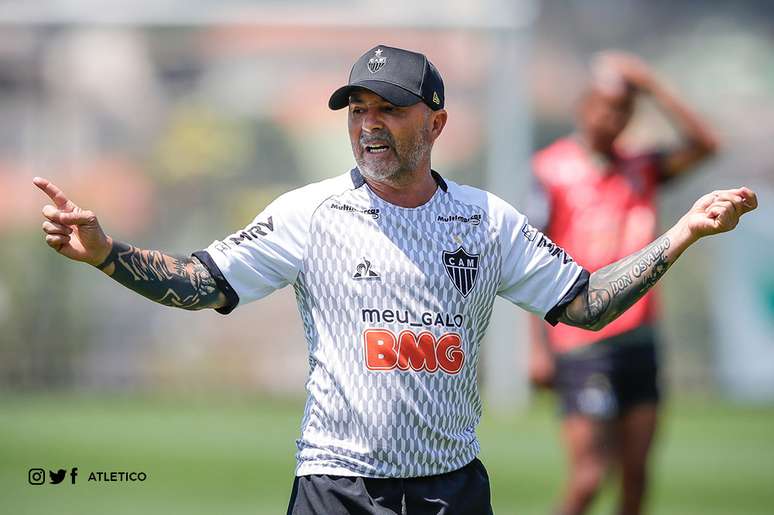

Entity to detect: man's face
[347,90,435,183]
[579,89,634,149]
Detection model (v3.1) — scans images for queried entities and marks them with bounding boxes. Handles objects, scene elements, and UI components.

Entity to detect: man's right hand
[34,177,113,267]
[594,51,656,92]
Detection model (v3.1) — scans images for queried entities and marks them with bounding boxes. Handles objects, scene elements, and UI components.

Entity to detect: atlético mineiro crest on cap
[442,247,479,297]
[368,48,387,73]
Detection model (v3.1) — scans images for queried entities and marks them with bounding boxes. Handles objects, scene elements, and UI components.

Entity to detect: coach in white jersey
[35,45,756,514]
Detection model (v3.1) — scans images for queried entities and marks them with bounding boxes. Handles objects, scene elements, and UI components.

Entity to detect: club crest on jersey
[368,48,387,73]
[442,247,479,297]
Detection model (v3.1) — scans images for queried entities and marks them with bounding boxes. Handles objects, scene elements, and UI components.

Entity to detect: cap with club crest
[328,45,445,111]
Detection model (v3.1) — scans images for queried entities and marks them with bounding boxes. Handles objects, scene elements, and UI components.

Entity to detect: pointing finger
[33,177,76,211]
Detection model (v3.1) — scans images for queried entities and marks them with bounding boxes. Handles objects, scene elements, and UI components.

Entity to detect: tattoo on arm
[97,241,225,310]
[559,237,672,330]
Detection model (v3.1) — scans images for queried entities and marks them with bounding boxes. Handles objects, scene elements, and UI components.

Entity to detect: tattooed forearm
[96,241,225,310]
[560,236,673,330]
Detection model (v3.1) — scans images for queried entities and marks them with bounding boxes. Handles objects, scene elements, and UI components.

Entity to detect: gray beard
[355,129,432,185]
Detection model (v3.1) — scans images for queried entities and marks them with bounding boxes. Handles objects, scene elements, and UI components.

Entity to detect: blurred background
[1,1,772,514]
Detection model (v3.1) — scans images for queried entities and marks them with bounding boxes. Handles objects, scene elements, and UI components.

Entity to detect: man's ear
[430,109,448,141]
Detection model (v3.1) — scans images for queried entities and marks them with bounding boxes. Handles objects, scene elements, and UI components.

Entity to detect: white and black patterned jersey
[194,169,587,478]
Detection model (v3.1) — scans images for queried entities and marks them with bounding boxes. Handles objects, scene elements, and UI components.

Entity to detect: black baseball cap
[328,45,445,111]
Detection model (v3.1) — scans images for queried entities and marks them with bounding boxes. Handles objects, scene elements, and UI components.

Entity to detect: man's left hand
[682,187,758,240]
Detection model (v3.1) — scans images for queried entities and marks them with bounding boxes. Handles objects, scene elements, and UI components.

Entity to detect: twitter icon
[49,469,66,484]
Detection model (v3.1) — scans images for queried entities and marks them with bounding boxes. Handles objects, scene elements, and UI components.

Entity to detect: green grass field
[1,393,772,515]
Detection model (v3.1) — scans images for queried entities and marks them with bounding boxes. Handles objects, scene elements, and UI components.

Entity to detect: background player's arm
[558,187,756,330]
[34,177,227,311]
[603,51,720,177]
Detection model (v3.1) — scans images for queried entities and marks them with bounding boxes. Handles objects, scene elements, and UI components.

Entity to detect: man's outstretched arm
[34,176,227,311]
[95,242,226,310]
[559,187,757,330]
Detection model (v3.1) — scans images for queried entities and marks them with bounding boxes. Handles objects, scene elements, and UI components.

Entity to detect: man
[35,45,753,514]
[528,52,721,515]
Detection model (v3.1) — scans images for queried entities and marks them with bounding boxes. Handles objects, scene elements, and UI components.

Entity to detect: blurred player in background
[528,52,720,515]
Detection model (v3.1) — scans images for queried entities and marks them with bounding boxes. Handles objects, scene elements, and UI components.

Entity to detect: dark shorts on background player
[555,325,661,419]
[287,458,493,515]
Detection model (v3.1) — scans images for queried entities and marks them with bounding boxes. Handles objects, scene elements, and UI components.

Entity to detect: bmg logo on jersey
[28,467,78,485]
[363,329,465,374]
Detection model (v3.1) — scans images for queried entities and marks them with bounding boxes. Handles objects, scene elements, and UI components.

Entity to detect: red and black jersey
[531,137,665,353]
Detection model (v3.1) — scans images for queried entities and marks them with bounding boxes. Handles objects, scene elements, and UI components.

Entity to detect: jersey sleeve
[192,190,311,314]
[496,201,588,324]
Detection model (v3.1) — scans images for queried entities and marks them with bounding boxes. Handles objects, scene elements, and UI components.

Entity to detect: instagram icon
[28,468,46,485]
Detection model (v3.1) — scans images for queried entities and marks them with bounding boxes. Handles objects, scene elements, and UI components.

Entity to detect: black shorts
[555,326,661,419]
[286,458,493,515]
